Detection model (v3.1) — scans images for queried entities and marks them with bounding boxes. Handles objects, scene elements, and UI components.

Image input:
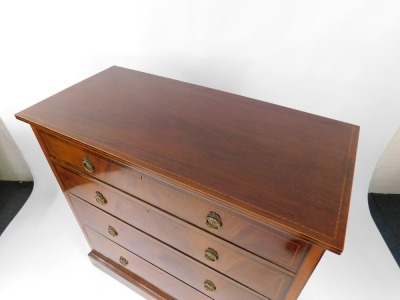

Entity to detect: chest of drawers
[16,66,358,299]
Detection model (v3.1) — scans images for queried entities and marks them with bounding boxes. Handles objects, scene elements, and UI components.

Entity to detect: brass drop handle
[119,256,128,266]
[108,225,118,237]
[204,280,216,292]
[95,191,107,205]
[82,156,95,173]
[204,248,219,262]
[205,212,222,230]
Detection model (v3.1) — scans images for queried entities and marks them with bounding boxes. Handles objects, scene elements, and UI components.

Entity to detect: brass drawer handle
[95,191,107,205]
[204,280,216,292]
[119,256,128,266]
[82,156,95,173]
[108,225,118,237]
[205,212,222,230]
[204,248,219,262]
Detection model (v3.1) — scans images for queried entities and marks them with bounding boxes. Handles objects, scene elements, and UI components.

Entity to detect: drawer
[57,165,293,299]
[43,131,309,272]
[42,132,144,194]
[18,66,358,300]
[70,195,271,300]
[139,174,310,273]
[85,226,211,300]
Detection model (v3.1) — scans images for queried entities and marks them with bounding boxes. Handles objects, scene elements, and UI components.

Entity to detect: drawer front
[139,174,309,273]
[85,226,211,300]
[70,195,271,300]
[42,132,143,193]
[43,132,309,272]
[57,165,292,299]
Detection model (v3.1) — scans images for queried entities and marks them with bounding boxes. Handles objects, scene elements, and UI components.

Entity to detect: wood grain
[47,132,309,272]
[16,66,359,253]
[284,245,325,300]
[56,163,295,299]
[15,66,359,299]
[73,196,269,300]
[87,238,211,300]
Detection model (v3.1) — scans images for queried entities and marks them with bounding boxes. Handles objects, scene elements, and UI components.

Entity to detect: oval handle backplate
[204,280,216,292]
[108,225,118,237]
[205,211,222,230]
[95,191,107,205]
[82,156,95,173]
[119,256,128,266]
[204,248,219,262]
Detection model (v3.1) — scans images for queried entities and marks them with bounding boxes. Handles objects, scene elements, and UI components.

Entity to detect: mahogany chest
[16,66,359,299]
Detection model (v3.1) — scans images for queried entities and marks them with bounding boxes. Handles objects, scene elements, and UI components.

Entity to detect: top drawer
[42,131,310,272]
[41,132,144,193]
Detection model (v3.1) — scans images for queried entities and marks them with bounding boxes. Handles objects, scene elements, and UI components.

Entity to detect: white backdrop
[1,1,399,299]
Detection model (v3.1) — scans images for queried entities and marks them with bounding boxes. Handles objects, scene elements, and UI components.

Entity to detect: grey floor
[0,181,33,235]
[368,193,400,267]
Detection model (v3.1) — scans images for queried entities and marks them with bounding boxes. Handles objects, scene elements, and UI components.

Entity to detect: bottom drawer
[75,198,269,300]
[85,226,211,300]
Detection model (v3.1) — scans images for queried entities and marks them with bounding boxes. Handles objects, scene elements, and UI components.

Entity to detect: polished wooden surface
[57,163,295,298]
[42,132,143,196]
[74,197,270,300]
[46,131,309,272]
[284,245,325,300]
[16,66,359,299]
[89,251,171,300]
[16,66,359,253]
[87,232,211,300]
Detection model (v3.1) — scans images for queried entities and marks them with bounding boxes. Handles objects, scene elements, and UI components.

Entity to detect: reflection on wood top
[16,66,359,253]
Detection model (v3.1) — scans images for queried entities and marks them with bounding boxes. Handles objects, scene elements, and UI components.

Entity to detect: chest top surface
[16,66,359,254]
